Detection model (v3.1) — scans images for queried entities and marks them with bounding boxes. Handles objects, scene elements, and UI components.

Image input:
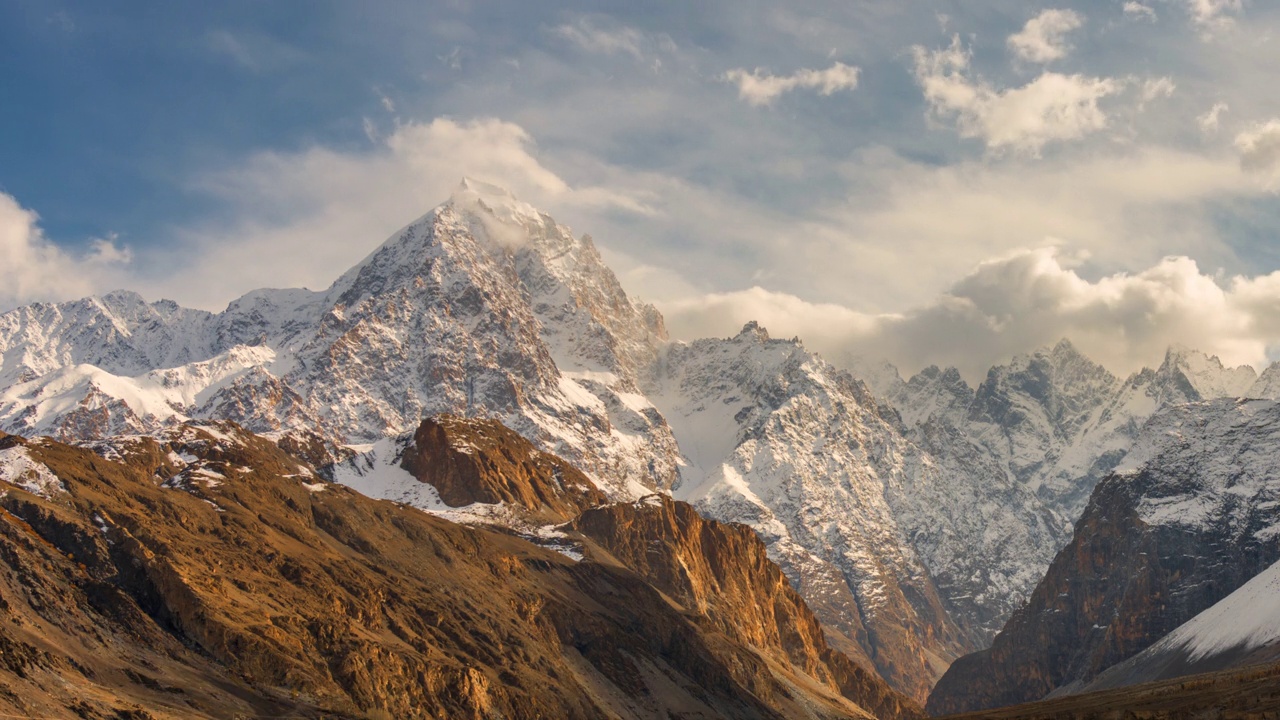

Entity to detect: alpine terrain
[5,181,1280,712]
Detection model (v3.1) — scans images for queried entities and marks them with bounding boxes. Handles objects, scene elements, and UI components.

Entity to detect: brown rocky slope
[0,421,917,719]
[400,413,607,522]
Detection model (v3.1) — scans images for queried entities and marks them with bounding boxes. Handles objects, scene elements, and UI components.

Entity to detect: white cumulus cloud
[1008,9,1084,64]
[0,193,132,310]
[724,62,860,106]
[913,36,1122,154]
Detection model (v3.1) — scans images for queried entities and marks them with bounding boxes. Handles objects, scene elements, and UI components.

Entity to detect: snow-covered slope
[0,180,679,499]
[642,322,1083,698]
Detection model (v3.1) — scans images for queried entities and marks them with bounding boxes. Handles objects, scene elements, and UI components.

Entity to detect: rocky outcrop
[574,495,920,720]
[927,398,1280,715]
[0,423,913,719]
[401,414,607,522]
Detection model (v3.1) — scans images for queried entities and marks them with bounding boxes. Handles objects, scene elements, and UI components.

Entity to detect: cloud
[205,30,306,73]
[724,62,860,106]
[913,36,1122,154]
[1007,9,1084,64]
[1187,0,1244,34]
[157,118,654,309]
[0,193,132,310]
[551,19,646,59]
[1235,119,1280,188]
[662,248,1280,381]
[1140,76,1176,104]
[1199,102,1230,133]
[1123,2,1158,21]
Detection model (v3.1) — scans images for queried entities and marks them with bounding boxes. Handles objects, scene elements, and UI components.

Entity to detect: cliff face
[927,398,1280,715]
[574,495,921,720]
[400,414,607,522]
[0,422,914,719]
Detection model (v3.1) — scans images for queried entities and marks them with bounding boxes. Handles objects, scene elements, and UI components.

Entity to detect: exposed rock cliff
[927,398,1280,715]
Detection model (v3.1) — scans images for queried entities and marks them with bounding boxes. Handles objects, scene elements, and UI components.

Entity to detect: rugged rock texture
[1076,557,1280,693]
[573,495,920,720]
[927,398,1280,715]
[0,422,914,719]
[644,324,973,700]
[401,414,606,522]
[869,341,1264,646]
[936,661,1280,720]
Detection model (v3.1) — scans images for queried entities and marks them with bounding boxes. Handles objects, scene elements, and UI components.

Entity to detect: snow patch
[0,445,66,498]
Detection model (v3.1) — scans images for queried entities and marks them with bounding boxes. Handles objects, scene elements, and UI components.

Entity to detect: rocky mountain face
[573,495,920,720]
[645,324,1024,696]
[927,398,1280,715]
[1077,557,1280,693]
[878,341,1259,525]
[0,421,917,720]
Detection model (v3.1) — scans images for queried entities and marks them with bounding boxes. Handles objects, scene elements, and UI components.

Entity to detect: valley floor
[937,662,1280,720]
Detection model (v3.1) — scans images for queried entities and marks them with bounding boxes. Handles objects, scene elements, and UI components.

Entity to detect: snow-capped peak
[449,177,544,248]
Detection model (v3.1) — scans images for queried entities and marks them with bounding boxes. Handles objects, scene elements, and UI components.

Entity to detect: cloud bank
[663,248,1280,381]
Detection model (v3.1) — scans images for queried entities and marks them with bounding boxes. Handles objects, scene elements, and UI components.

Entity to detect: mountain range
[3,180,1280,713]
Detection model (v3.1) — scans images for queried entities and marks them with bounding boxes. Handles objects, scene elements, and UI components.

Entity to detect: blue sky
[4,0,1280,377]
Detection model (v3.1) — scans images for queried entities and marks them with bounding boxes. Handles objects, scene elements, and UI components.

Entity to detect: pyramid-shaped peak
[457,176,516,199]
[449,177,544,231]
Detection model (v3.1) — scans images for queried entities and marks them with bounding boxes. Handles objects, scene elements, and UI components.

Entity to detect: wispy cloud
[205,30,307,73]
[1123,2,1158,22]
[1187,0,1244,36]
[1199,102,1230,133]
[552,19,646,59]
[723,62,860,106]
[1236,120,1280,189]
